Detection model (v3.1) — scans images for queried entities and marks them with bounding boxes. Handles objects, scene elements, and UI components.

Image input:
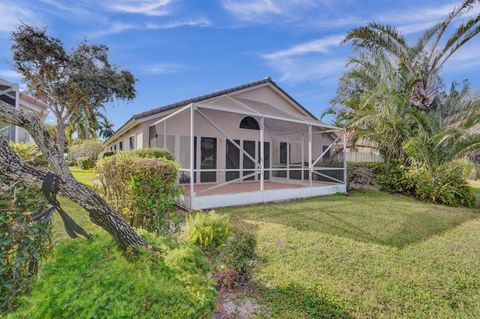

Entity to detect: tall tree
[342,0,480,110]
[11,25,135,153]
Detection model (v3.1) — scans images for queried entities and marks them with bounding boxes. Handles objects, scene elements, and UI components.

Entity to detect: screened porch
[146,95,346,210]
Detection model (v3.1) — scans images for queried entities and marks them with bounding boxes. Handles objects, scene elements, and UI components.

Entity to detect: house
[0,78,49,143]
[104,78,346,210]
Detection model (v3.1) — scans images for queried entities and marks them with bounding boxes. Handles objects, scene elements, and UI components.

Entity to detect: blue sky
[1,0,479,129]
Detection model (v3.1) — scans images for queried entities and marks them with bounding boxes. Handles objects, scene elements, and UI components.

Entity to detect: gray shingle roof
[105,77,318,144]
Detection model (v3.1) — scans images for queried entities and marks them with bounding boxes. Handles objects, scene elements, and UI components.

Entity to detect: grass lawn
[52,168,98,241]
[221,192,480,319]
[57,168,480,318]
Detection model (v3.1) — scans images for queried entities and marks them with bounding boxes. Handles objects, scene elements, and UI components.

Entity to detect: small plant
[76,157,93,170]
[184,211,232,251]
[184,212,257,287]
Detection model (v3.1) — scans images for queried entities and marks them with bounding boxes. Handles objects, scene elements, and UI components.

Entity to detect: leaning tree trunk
[0,100,147,250]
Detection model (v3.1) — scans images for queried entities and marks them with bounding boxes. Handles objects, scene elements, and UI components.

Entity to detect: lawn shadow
[258,283,352,319]
[226,192,480,248]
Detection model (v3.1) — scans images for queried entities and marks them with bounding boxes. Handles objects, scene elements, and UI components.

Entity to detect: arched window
[239,116,259,130]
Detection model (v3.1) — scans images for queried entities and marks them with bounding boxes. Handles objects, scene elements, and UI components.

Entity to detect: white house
[104,78,347,210]
[0,78,49,143]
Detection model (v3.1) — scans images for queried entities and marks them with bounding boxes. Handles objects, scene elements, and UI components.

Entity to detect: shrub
[220,228,256,285]
[68,139,103,161]
[408,163,475,207]
[8,231,216,319]
[76,157,93,170]
[127,147,175,161]
[96,153,181,236]
[184,211,232,252]
[377,161,474,207]
[0,175,52,314]
[185,212,256,287]
[9,142,48,169]
[376,161,414,194]
[347,162,385,190]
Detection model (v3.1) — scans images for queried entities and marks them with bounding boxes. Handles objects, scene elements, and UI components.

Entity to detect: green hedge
[9,231,216,319]
[95,153,180,236]
[127,148,175,161]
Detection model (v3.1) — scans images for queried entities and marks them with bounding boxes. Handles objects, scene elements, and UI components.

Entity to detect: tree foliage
[11,24,135,152]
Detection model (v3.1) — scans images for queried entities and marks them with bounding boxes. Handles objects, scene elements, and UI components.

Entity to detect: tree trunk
[56,114,66,155]
[0,101,148,250]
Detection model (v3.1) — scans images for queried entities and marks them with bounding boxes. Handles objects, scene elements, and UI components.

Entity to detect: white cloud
[269,56,346,83]
[263,35,344,60]
[262,35,346,82]
[0,3,38,33]
[91,17,212,37]
[221,0,316,21]
[443,43,480,72]
[107,0,175,16]
[144,63,184,74]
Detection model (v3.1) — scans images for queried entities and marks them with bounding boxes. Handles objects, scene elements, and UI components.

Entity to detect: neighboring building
[338,133,384,163]
[104,78,346,210]
[0,79,49,143]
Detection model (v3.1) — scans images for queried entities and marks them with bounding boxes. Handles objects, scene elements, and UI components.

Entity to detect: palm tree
[98,117,115,139]
[343,0,480,110]
[404,81,480,167]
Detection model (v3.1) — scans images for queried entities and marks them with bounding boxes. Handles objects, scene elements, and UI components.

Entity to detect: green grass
[220,191,480,319]
[69,167,96,188]
[52,168,98,241]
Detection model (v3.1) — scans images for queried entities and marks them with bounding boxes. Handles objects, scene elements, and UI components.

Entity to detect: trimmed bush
[8,231,216,319]
[9,142,48,169]
[127,147,175,161]
[376,161,413,194]
[68,139,103,161]
[76,157,93,170]
[96,153,181,236]
[0,175,51,314]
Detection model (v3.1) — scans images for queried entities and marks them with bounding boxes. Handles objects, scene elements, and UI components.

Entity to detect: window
[322,145,331,160]
[119,141,123,151]
[279,142,287,165]
[113,144,117,151]
[226,140,240,182]
[201,137,217,183]
[239,116,259,130]
[129,136,135,150]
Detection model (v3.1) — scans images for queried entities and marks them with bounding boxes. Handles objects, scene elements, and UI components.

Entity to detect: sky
[0,0,479,129]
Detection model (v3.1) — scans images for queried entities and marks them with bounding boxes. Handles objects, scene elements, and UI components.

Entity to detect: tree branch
[0,100,148,250]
